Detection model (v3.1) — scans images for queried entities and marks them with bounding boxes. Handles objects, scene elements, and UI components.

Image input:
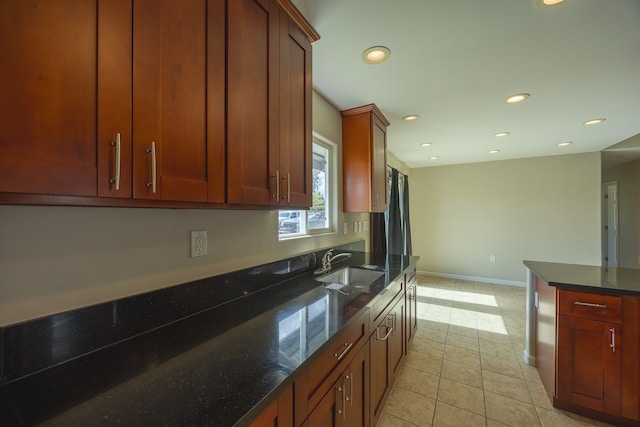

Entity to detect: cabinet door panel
[227,0,279,205]
[133,0,208,202]
[369,325,390,427]
[305,381,340,427]
[279,15,312,207]
[372,116,388,212]
[557,316,621,415]
[0,0,98,196]
[346,343,368,427]
[97,0,133,198]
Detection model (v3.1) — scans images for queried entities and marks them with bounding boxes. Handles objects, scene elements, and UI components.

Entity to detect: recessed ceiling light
[494,132,510,138]
[402,115,420,121]
[420,143,432,147]
[557,142,572,147]
[429,156,439,160]
[506,93,530,104]
[584,118,606,126]
[534,0,567,8]
[362,46,391,64]
[488,150,500,154]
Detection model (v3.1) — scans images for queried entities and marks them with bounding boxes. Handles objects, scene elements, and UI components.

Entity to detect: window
[278,138,333,238]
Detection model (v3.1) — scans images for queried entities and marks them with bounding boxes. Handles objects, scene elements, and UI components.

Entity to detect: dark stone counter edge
[524,260,640,297]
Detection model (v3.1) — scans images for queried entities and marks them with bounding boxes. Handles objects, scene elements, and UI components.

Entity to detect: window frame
[278,134,336,239]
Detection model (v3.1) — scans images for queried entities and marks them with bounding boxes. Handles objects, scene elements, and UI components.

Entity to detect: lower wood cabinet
[258,267,416,427]
[405,269,418,352]
[303,343,368,427]
[535,278,640,425]
[249,385,293,427]
[370,296,405,427]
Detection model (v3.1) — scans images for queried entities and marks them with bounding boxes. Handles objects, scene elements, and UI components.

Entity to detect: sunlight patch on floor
[416,287,498,307]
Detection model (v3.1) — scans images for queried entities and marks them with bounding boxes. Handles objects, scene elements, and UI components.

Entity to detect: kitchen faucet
[314,249,352,274]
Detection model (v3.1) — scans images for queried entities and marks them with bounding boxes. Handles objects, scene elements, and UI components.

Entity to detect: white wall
[0,91,370,326]
[410,153,602,284]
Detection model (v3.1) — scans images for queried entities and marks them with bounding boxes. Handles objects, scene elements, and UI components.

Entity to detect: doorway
[602,181,618,267]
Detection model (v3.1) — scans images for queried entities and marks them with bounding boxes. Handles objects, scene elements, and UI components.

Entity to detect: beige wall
[0,91,369,326]
[410,153,602,284]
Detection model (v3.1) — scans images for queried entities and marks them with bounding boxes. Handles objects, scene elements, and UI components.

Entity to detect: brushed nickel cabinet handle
[345,373,353,407]
[284,172,290,201]
[334,342,354,360]
[375,325,393,341]
[573,301,607,309]
[110,133,121,190]
[271,170,280,201]
[337,385,346,420]
[610,327,616,352]
[146,141,157,193]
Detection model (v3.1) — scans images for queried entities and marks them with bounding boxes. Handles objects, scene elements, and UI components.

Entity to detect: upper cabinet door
[132,0,212,202]
[0,0,101,196]
[279,12,312,208]
[342,104,390,213]
[227,0,280,206]
[97,0,133,198]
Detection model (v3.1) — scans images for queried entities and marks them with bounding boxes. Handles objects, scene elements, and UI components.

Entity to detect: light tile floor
[379,275,615,427]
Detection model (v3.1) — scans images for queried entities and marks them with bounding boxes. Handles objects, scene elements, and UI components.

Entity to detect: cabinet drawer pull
[345,373,353,407]
[146,141,157,193]
[334,342,354,360]
[374,325,393,341]
[573,301,606,309]
[610,328,616,352]
[110,133,121,190]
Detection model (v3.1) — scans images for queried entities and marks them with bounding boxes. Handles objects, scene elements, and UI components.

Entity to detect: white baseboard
[417,270,526,287]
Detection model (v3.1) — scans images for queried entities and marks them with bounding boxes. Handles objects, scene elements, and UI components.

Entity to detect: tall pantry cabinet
[0,0,316,209]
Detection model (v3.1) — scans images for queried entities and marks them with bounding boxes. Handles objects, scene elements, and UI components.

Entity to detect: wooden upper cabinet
[0,0,101,196]
[341,104,390,213]
[278,11,313,208]
[132,0,222,203]
[0,0,312,208]
[227,0,280,206]
[227,0,315,208]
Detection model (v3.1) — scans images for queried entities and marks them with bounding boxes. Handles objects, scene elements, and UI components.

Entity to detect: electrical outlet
[353,221,358,233]
[489,254,496,262]
[363,220,369,232]
[343,223,348,234]
[191,230,207,257]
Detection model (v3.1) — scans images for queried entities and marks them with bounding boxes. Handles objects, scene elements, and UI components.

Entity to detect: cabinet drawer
[558,290,621,324]
[297,311,369,418]
[371,279,403,329]
[406,267,417,285]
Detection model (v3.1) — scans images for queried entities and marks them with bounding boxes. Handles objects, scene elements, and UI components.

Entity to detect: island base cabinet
[557,316,621,415]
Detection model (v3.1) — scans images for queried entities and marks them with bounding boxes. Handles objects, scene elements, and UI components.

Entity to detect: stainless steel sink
[316,266,384,288]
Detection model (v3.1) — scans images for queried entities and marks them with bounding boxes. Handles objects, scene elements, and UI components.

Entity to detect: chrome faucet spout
[315,249,352,274]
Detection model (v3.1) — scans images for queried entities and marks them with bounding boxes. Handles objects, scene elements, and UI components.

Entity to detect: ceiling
[291,0,640,169]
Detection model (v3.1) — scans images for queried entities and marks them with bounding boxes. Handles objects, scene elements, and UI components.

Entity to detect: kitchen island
[0,247,417,426]
[524,261,640,426]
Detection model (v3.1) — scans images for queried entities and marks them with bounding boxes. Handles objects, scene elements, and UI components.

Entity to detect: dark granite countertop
[524,260,640,296]
[0,250,418,426]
